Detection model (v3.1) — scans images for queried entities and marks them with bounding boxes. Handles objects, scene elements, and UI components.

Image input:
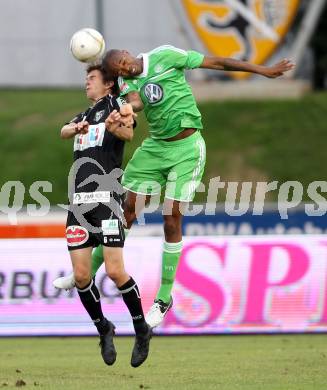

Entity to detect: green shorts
[122,130,206,202]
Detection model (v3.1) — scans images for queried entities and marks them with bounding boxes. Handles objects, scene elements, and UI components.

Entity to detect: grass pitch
[0,334,325,389]
[1,90,327,203]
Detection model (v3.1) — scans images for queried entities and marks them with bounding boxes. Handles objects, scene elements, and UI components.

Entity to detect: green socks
[91,228,130,277]
[156,241,183,303]
[91,245,104,277]
[91,233,182,305]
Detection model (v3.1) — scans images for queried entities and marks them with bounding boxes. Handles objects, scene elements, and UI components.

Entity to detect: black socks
[77,277,147,335]
[77,279,106,332]
[119,277,148,335]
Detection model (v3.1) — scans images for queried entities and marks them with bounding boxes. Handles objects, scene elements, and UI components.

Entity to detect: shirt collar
[137,53,149,78]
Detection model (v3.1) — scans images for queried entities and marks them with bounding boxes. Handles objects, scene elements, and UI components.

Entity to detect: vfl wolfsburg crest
[180,0,301,79]
[143,83,164,104]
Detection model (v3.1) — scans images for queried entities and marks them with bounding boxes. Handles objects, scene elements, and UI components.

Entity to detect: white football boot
[53,272,76,290]
[145,297,173,328]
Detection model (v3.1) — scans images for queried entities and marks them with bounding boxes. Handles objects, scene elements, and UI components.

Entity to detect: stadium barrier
[1,207,326,238]
[1,235,327,336]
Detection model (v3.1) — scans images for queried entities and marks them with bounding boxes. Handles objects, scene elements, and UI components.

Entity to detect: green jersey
[118,45,204,139]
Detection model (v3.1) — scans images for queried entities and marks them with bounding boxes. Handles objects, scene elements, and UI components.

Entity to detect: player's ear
[106,80,114,92]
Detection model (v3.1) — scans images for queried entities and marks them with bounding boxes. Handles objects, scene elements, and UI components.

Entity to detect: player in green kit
[54,45,294,328]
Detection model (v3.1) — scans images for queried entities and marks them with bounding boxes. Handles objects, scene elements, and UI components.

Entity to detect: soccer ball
[70,28,106,63]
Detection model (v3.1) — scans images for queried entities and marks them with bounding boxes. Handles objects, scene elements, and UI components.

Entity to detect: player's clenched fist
[105,110,122,133]
[75,120,89,134]
[120,103,134,116]
[120,103,137,127]
[105,108,134,141]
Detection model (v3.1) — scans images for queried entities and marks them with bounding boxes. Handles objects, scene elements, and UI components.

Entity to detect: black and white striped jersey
[68,94,126,194]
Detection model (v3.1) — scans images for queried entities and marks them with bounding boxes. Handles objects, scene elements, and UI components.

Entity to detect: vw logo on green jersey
[143,83,164,104]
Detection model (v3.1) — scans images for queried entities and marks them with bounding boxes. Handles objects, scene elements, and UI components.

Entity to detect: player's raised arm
[105,110,134,142]
[126,91,144,112]
[60,121,89,139]
[200,56,295,78]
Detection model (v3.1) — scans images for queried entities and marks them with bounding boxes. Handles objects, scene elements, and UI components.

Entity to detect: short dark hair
[86,64,119,96]
[102,50,122,77]
[103,49,121,67]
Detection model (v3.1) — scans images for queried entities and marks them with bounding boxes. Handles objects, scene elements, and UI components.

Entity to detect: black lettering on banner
[11,272,33,299]
[0,273,5,299]
[67,286,77,298]
[40,272,62,299]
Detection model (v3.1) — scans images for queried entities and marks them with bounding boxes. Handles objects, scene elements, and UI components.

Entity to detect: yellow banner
[182,0,300,79]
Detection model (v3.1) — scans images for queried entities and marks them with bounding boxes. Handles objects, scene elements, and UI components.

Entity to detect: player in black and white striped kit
[61,64,151,368]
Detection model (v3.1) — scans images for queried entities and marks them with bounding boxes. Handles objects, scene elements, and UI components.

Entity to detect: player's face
[85,70,108,101]
[109,50,140,78]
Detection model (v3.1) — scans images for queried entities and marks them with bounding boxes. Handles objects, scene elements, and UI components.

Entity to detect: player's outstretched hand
[263,59,295,78]
[75,120,89,134]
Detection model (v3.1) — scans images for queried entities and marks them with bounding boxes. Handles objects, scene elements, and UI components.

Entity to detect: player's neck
[90,91,111,105]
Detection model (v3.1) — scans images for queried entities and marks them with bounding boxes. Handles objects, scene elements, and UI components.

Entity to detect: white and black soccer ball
[70,28,106,63]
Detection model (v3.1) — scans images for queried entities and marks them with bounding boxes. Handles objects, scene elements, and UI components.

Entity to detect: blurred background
[0,0,327,338]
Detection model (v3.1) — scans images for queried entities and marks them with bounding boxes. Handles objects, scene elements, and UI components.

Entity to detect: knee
[74,266,91,288]
[107,265,123,284]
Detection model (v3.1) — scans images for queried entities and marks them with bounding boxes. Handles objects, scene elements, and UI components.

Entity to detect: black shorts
[66,200,125,251]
